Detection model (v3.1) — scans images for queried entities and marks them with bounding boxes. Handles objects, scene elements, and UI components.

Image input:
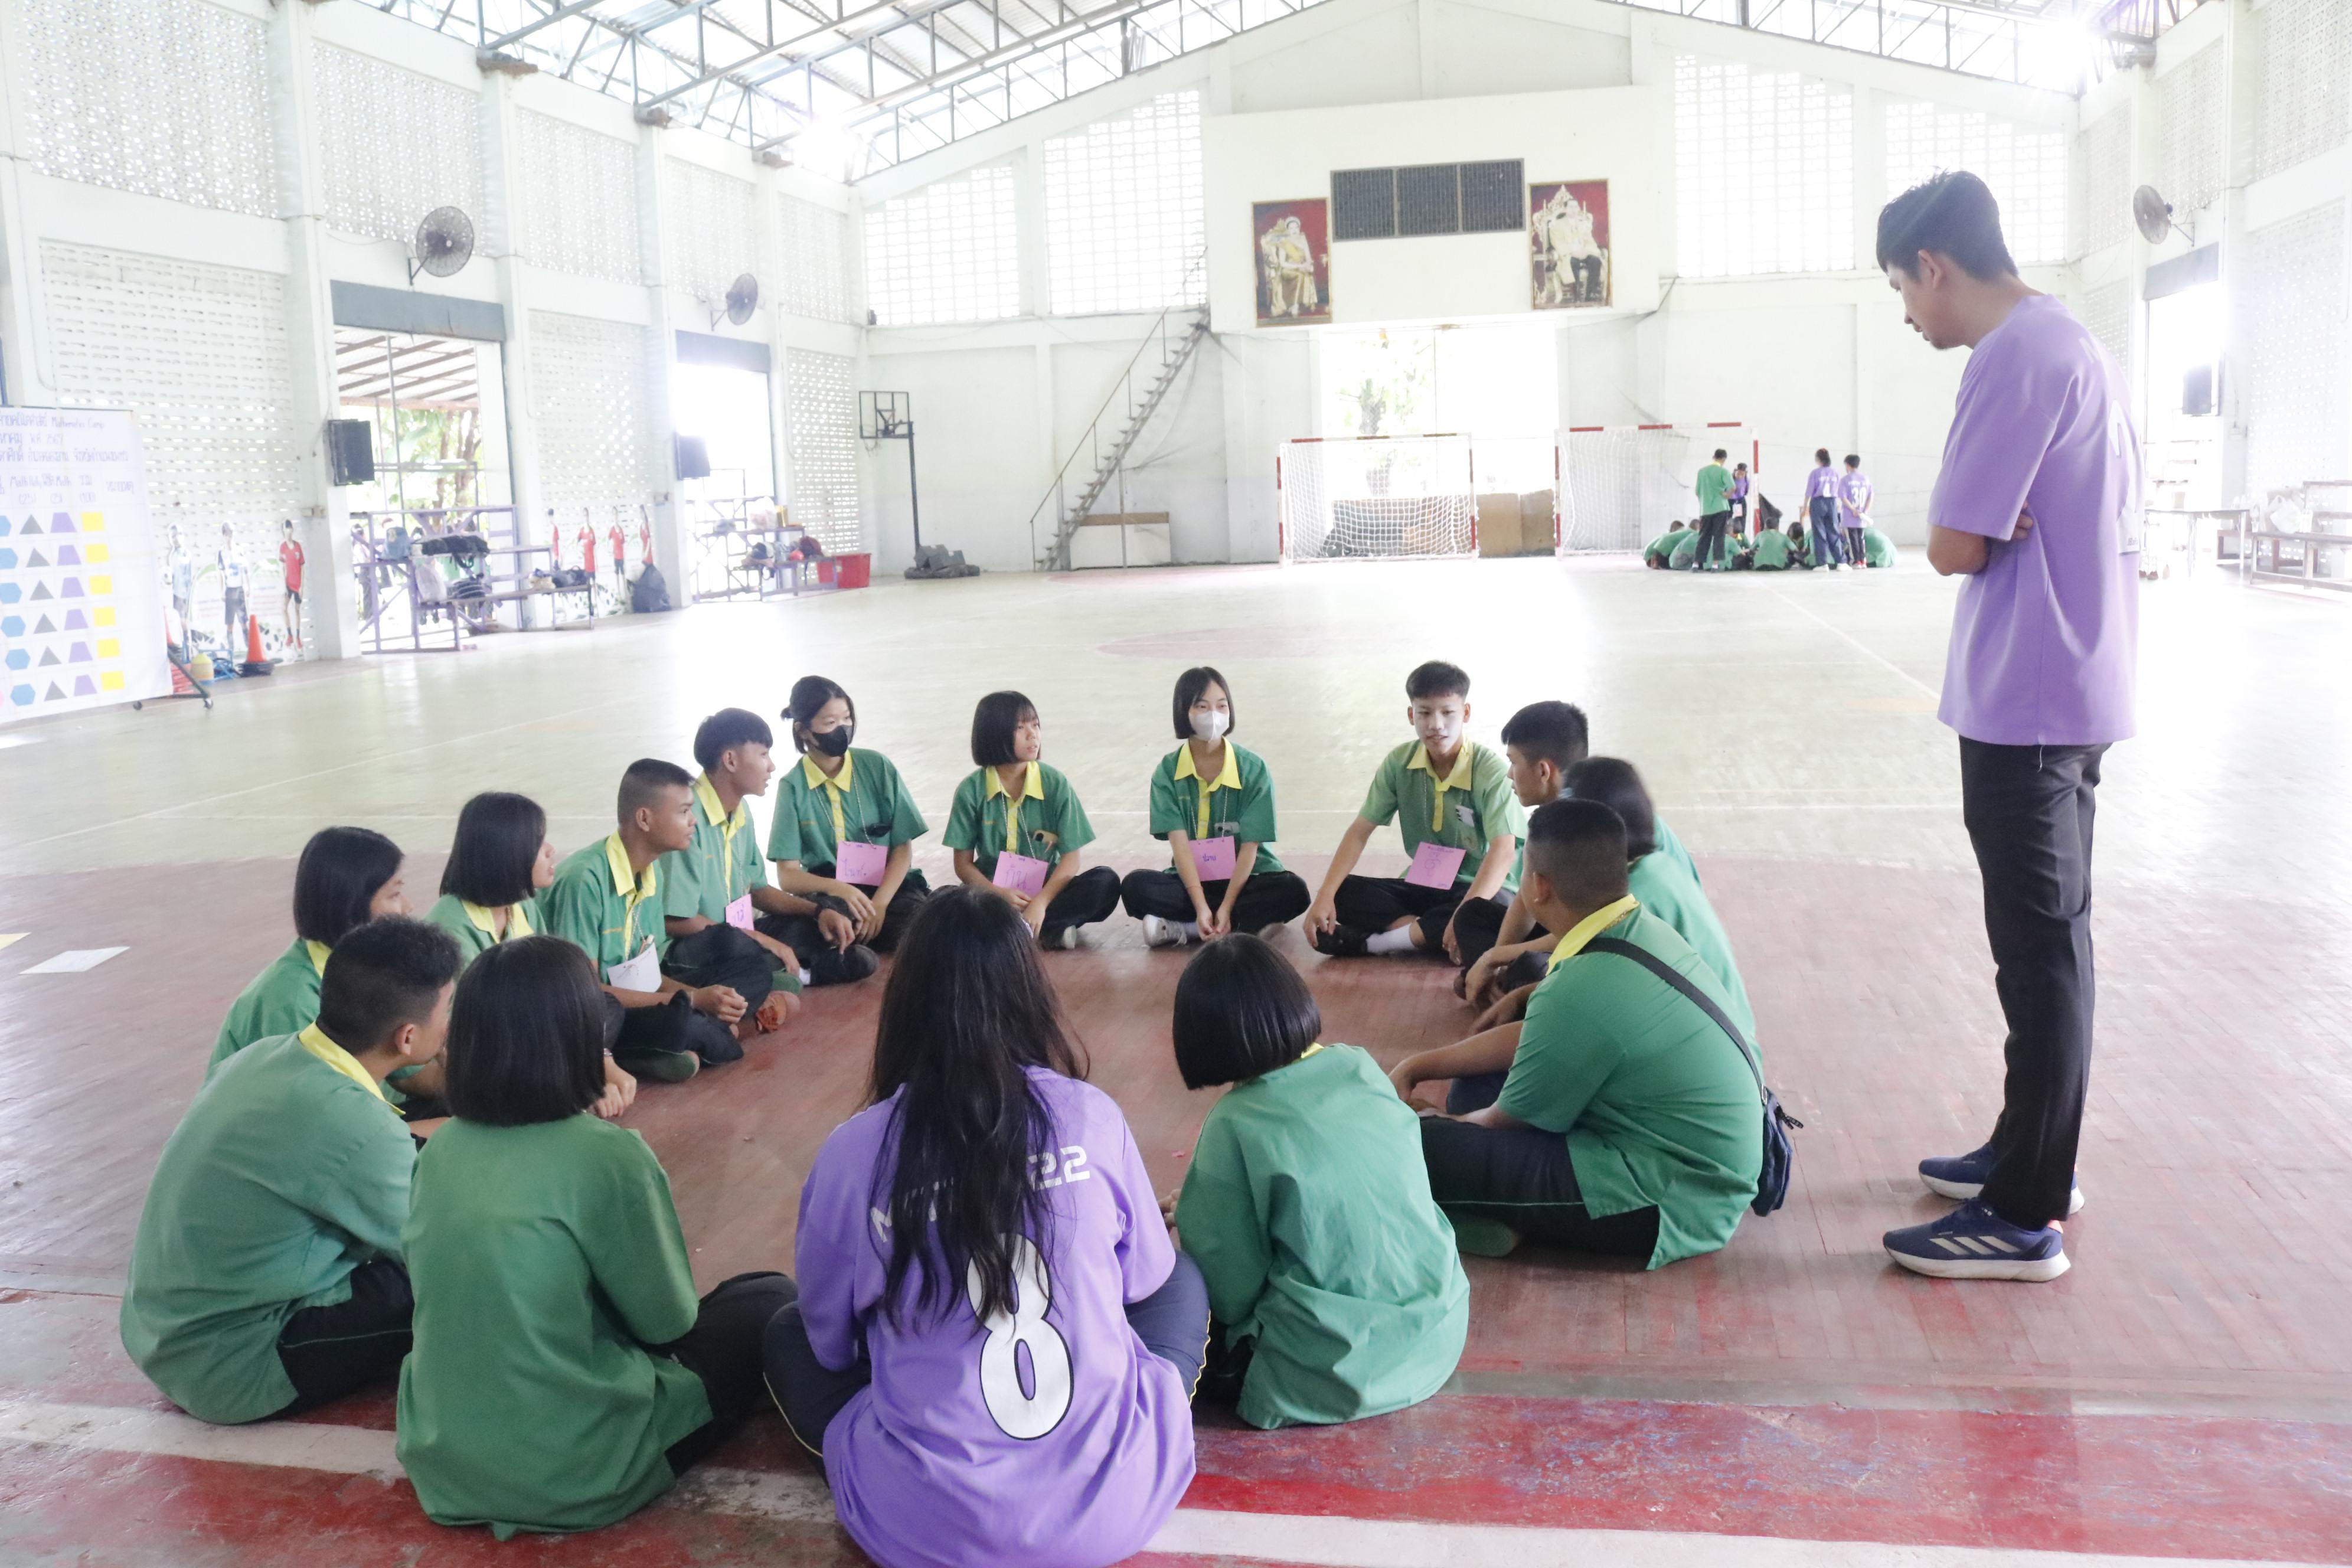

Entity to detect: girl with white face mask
[1121,667,1311,946]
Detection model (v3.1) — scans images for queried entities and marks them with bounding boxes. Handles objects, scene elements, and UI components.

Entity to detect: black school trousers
[1332,876,1465,946]
[1694,510,1732,568]
[1962,739,2106,1230]
[1419,1077,1659,1257]
[1443,893,1523,970]
[760,868,932,985]
[657,1272,802,1475]
[1119,868,1312,932]
[273,1258,414,1417]
[1033,865,1123,938]
[662,925,778,1011]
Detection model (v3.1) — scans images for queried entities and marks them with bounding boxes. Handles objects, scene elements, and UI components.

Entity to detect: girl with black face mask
[758,676,935,982]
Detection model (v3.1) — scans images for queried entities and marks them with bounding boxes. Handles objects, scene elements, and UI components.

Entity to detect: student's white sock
[1367,926,1417,955]
[1177,921,1200,942]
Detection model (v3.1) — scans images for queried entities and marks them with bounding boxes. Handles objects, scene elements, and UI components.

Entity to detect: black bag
[1584,936,1801,1216]
[631,563,672,613]
[1755,494,1783,531]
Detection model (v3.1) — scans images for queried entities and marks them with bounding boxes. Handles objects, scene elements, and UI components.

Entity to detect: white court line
[0,1399,2328,1568]
[1763,584,1942,700]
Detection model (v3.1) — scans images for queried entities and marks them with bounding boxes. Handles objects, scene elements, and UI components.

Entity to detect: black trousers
[1119,868,1312,931]
[662,925,778,1011]
[1331,876,1462,946]
[796,867,933,956]
[609,991,743,1067]
[1419,1076,1659,1256]
[763,1252,1208,1457]
[275,1258,414,1417]
[657,1271,801,1476]
[1033,865,1123,937]
[1694,510,1731,567]
[1961,738,2106,1230]
[1442,893,1521,970]
[1844,525,1867,563]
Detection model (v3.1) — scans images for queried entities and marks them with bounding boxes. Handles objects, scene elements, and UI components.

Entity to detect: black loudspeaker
[674,435,711,481]
[325,419,375,486]
[2183,364,2216,417]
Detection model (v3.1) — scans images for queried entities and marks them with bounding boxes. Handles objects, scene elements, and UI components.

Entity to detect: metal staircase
[1028,282,1211,572]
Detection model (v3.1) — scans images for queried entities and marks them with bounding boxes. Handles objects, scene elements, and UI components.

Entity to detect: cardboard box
[1478,492,1523,557]
[1517,489,1556,554]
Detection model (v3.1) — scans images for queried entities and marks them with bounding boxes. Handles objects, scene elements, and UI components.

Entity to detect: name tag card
[834,840,889,886]
[1404,842,1467,890]
[606,940,659,992]
[724,893,755,932]
[992,852,1050,898]
[1188,836,1236,880]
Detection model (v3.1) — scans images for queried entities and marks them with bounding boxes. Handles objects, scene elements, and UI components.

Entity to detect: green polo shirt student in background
[426,791,635,1122]
[1392,799,1762,1265]
[123,919,460,1425]
[1750,522,1795,571]
[1308,661,1524,962]
[1643,522,1687,569]
[1169,936,1466,1429]
[763,677,933,976]
[942,689,1121,948]
[1667,527,1702,570]
[398,936,795,1539]
[211,825,411,1074]
[1863,524,1899,567]
[540,760,763,1084]
[1121,666,1312,947]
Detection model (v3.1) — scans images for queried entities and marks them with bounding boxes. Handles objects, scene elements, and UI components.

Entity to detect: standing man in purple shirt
[1876,172,2139,1283]
[1804,449,1848,569]
[1837,456,1873,566]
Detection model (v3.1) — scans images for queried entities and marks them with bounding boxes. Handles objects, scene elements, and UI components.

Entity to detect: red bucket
[833,552,871,589]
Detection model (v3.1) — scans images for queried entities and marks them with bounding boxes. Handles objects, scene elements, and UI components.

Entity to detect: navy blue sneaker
[1919,1143,2083,1215]
[1884,1199,2069,1281]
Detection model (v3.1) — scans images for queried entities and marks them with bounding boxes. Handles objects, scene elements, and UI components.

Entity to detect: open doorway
[672,342,778,600]
[2144,282,2224,509]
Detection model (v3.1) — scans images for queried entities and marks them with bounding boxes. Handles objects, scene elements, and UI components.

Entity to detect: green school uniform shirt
[1863,525,1897,567]
[1643,531,1682,566]
[397,1115,710,1538]
[1358,740,1524,893]
[1750,530,1793,570]
[422,893,540,971]
[1502,906,1762,1268]
[1667,530,1701,569]
[541,834,667,973]
[661,774,770,923]
[1696,462,1733,515]
[765,747,927,873]
[1175,1044,1467,1430]
[208,937,329,1073]
[1148,741,1285,877]
[1629,851,1755,1043]
[942,762,1095,876]
[121,1028,414,1425]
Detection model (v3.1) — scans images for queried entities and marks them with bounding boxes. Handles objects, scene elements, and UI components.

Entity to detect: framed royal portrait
[1253,198,1332,326]
[1530,180,1611,310]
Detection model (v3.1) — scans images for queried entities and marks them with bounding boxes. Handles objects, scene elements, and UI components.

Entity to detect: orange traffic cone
[243,612,273,674]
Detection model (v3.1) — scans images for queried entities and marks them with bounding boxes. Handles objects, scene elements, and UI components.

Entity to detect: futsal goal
[1559,423,1756,554]
[1277,434,1478,561]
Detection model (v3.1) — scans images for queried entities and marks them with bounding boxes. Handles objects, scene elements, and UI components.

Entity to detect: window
[313,44,482,247]
[778,196,853,323]
[2255,0,2352,180]
[1675,57,1853,278]
[664,159,758,307]
[1883,102,2067,267]
[2157,47,2225,221]
[1046,92,1205,316]
[785,349,860,551]
[2073,109,2132,258]
[1329,161,1525,240]
[865,164,1021,325]
[517,112,643,285]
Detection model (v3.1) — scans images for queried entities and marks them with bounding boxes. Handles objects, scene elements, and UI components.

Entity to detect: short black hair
[1563,757,1658,860]
[969,690,1038,767]
[315,916,459,1054]
[444,936,609,1125]
[1712,448,1727,461]
[1172,935,1321,1090]
[1876,169,2018,282]
[440,792,547,907]
[1524,798,1631,909]
[1171,667,1233,740]
[1734,462,1748,471]
[693,708,774,773]
[618,758,694,827]
[292,827,405,945]
[1844,454,1861,468]
[1404,661,1470,701]
[784,675,855,754]
[1500,701,1590,772]
[1815,448,1832,466]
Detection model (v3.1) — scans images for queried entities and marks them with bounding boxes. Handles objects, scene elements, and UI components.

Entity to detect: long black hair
[869,884,1087,1326]
[292,827,404,945]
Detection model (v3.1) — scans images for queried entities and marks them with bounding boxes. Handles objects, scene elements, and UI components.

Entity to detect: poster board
[0,407,171,723]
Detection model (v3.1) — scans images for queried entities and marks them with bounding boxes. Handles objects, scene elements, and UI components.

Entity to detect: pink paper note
[1188,836,1236,880]
[1403,841,1467,890]
[992,852,1049,897]
[724,893,755,931]
[834,840,888,886]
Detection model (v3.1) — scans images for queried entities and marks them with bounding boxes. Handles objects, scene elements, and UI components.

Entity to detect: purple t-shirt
[1930,294,2139,747]
[794,1069,1194,1568]
[1805,464,1840,503]
[1837,469,1873,527]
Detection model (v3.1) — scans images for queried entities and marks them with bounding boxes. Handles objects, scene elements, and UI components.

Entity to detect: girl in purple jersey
[763,886,1206,1568]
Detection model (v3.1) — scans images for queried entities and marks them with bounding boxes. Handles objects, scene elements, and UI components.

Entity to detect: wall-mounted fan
[409,206,476,283]
[2132,185,2191,247]
[711,273,759,330]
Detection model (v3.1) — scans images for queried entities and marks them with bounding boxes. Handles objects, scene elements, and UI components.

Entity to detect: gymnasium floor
[2,556,2349,1567]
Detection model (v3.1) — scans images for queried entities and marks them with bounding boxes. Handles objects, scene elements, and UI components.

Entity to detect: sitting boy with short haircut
[1642,521,1687,569]
[1750,517,1794,571]
[1305,661,1523,962]
[540,760,770,1084]
[122,917,460,1424]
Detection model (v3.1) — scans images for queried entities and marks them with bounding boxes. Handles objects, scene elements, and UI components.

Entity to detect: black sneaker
[1310,923,1371,958]
[804,943,881,987]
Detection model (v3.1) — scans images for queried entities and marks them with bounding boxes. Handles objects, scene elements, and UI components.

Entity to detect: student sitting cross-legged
[425,791,636,1121]
[123,917,460,1425]
[660,707,832,1008]
[1642,521,1687,569]
[943,690,1121,949]
[540,760,772,1085]
[762,676,933,981]
[211,825,411,1073]
[1121,666,1312,948]
[397,937,796,1540]
[762,886,1206,1568]
[1306,661,1524,962]
[1168,935,1466,1429]
[1390,799,1762,1265]
[1749,516,1795,571]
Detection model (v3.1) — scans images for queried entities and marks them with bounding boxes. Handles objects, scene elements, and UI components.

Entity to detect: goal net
[1278,435,1477,561]
[1559,423,1755,554]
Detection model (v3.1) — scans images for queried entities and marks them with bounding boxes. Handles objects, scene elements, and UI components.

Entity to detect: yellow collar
[297,1023,389,1105]
[1174,741,1241,791]
[1544,894,1644,973]
[799,750,856,795]
[985,764,1046,802]
[1406,742,1475,832]
[603,832,657,906]
[303,939,332,976]
[692,772,748,828]
[459,899,532,940]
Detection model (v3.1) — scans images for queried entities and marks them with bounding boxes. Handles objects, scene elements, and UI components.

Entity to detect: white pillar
[482,73,548,626]
[0,0,56,410]
[638,129,686,595]
[2216,0,2258,505]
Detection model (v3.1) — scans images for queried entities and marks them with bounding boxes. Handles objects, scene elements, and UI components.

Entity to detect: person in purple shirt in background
[1838,456,1874,566]
[763,884,1206,1568]
[1729,462,1752,537]
[1875,171,2139,1283]
[1804,449,1847,569]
